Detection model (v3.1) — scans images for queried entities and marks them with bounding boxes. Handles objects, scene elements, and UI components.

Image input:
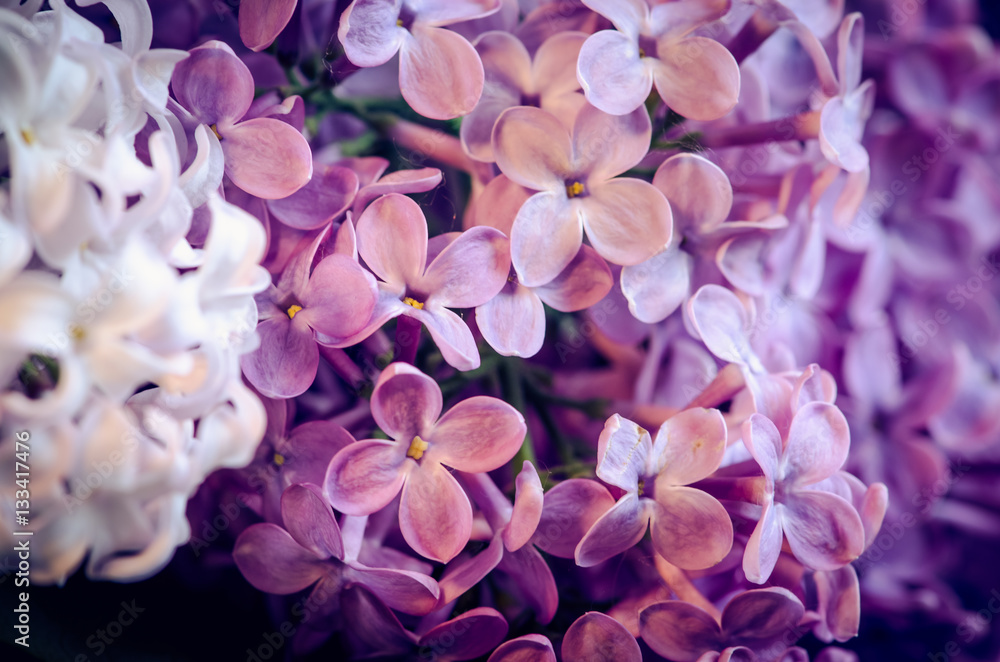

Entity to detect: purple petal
[650,486,733,569]
[417,608,509,661]
[535,244,613,313]
[399,461,473,562]
[687,285,755,366]
[408,305,482,371]
[582,178,673,267]
[240,316,318,399]
[504,461,544,552]
[420,226,510,308]
[782,403,850,486]
[574,104,651,181]
[345,561,440,615]
[639,601,721,662]
[324,440,407,515]
[429,396,526,472]
[621,244,690,324]
[493,106,573,190]
[534,31,587,95]
[596,414,651,491]
[299,254,378,338]
[239,0,297,51]
[653,154,732,235]
[400,25,484,120]
[439,533,505,605]
[338,0,406,67]
[575,494,650,567]
[221,118,313,199]
[467,174,531,235]
[721,587,805,642]
[370,361,443,440]
[412,0,502,26]
[652,36,739,122]
[356,192,427,289]
[511,190,583,287]
[281,421,357,488]
[488,634,555,662]
[477,282,546,358]
[577,30,651,116]
[533,479,615,558]
[814,566,860,642]
[652,408,728,485]
[233,523,326,594]
[563,611,642,662]
[743,414,781,483]
[171,41,252,124]
[281,484,345,560]
[743,500,782,585]
[266,164,359,230]
[353,167,442,214]
[498,544,558,624]
[341,585,414,656]
[781,491,865,571]
[836,12,864,94]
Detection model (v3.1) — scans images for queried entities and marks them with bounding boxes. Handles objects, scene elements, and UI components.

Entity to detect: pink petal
[407,305,482,371]
[338,0,407,67]
[282,421,357,488]
[488,634,555,662]
[353,167,442,215]
[467,173,532,235]
[324,440,407,515]
[534,244,613,313]
[686,285,755,366]
[240,316,318,399]
[266,165,359,230]
[510,190,583,287]
[420,226,511,308]
[563,611,642,662]
[582,178,673,267]
[356,192,428,289]
[652,408,728,484]
[400,25,484,120]
[493,106,574,190]
[399,461,473,562]
[370,361,443,441]
[239,0,297,51]
[639,601,721,662]
[439,533,505,604]
[221,118,313,199]
[573,104,651,181]
[498,544,558,624]
[504,461,544,552]
[653,154,732,235]
[345,561,440,615]
[576,29,651,116]
[781,491,865,570]
[233,523,326,594]
[596,414,652,491]
[743,500,782,585]
[281,484,345,560]
[813,566,860,642]
[533,31,587,96]
[621,244,690,324]
[836,12,864,95]
[818,81,874,173]
[742,414,781,482]
[417,608,509,661]
[653,36,740,121]
[299,254,378,338]
[650,486,733,569]
[171,42,253,124]
[533,478,615,558]
[782,403,850,486]
[575,494,650,567]
[412,0,503,26]
[428,396,526,472]
[579,0,646,36]
[477,282,546,358]
[721,586,805,641]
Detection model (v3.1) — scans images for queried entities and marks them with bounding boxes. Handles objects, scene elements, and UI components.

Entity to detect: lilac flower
[576,410,733,569]
[492,103,673,286]
[170,40,312,198]
[563,612,642,662]
[576,0,740,119]
[639,588,805,662]
[741,403,866,583]
[238,0,297,52]
[325,362,526,562]
[338,0,501,119]
[241,224,378,398]
[322,192,509,371]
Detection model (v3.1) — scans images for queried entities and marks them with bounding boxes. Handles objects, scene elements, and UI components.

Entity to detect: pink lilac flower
[239,0,298,51]
[576,0,740,119]
[324,362,526,562]
[492,103,673,287]
[170,40,312,199]
[338,0,501,119]
[575,409,733,569]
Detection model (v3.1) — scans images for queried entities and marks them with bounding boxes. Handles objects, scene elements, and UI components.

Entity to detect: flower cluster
[3,0,1000,661]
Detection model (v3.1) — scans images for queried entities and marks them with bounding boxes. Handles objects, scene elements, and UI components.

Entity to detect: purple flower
[492,103,673,286]
[576,409,734,569]
[170,40,312,198]
[563,612,642,662]
[338,0,501,119]
[576,0,740,119]
[324,362,526,562]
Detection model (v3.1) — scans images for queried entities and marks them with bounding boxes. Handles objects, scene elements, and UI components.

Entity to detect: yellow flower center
[20,128,35,145]
[70,325,86,342]
[566,181,585,198]
[287,304,303,319]
[403,297,424,310]
[273,452,285,466]
[209,123,222,140]
[639,47,646,59]
[396,18,404,26]
[407,435,429,461]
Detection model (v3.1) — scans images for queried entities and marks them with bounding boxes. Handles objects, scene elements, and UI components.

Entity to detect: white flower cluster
[0,0,267,582]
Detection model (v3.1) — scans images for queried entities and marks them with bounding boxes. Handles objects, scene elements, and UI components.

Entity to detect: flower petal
[239,0,298,51]
[505,461,545,552]
[371,361,443,440]
[240,316,318,399]
[721,587,805,643]
[267,164,359,230]
[621,244,690,324]
[563,611,642,662]
[170,41,252,124]
[409,306,482,371]
[577,29,651,115]
[781,491,865,571]
[417,608,509,661]
[438,533,505,605]
[535,244,613,312]
[743,413,781,482]
[510,190,583,287]
[428,396,526,472]
[498,544,558,624]
[282,421,357,488]
[493,106,573,190]
[650,486,733,570]
[488,634,555,662]
[299,254,378,339]
[221,118,313,199]
[477,281,546,358]
[324,440,407,515]
[356,192,427,288]
[338,0,407,67]
[574,104,651,181]
[399,461,473,562]
[421,226,510,308]
[782,402,850,486]
[582,178,673,267]
[652,408,728,484]
[743,500,782,585]
[596,414,651,491]
[653,36,740,121]
[281,484,345,560]
[400,25,484,120]
[345,561,440,615]
[233,523,326,594]
[575,494,650,567]
[653,154,732,235]
[533,478,615,558]
[639,601,721,662]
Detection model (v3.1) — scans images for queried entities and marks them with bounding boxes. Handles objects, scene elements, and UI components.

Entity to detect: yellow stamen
[287,304,303,319]
[396,18,404,26]
[70,325,86,342]
[209,123,222,140]
[403,297,424,310]
[407,435,429,461]
[273,452,285,466]
[566,181,585,198]
[639,47,646,59]
[20,128,35,145]
[638,479,645,494]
